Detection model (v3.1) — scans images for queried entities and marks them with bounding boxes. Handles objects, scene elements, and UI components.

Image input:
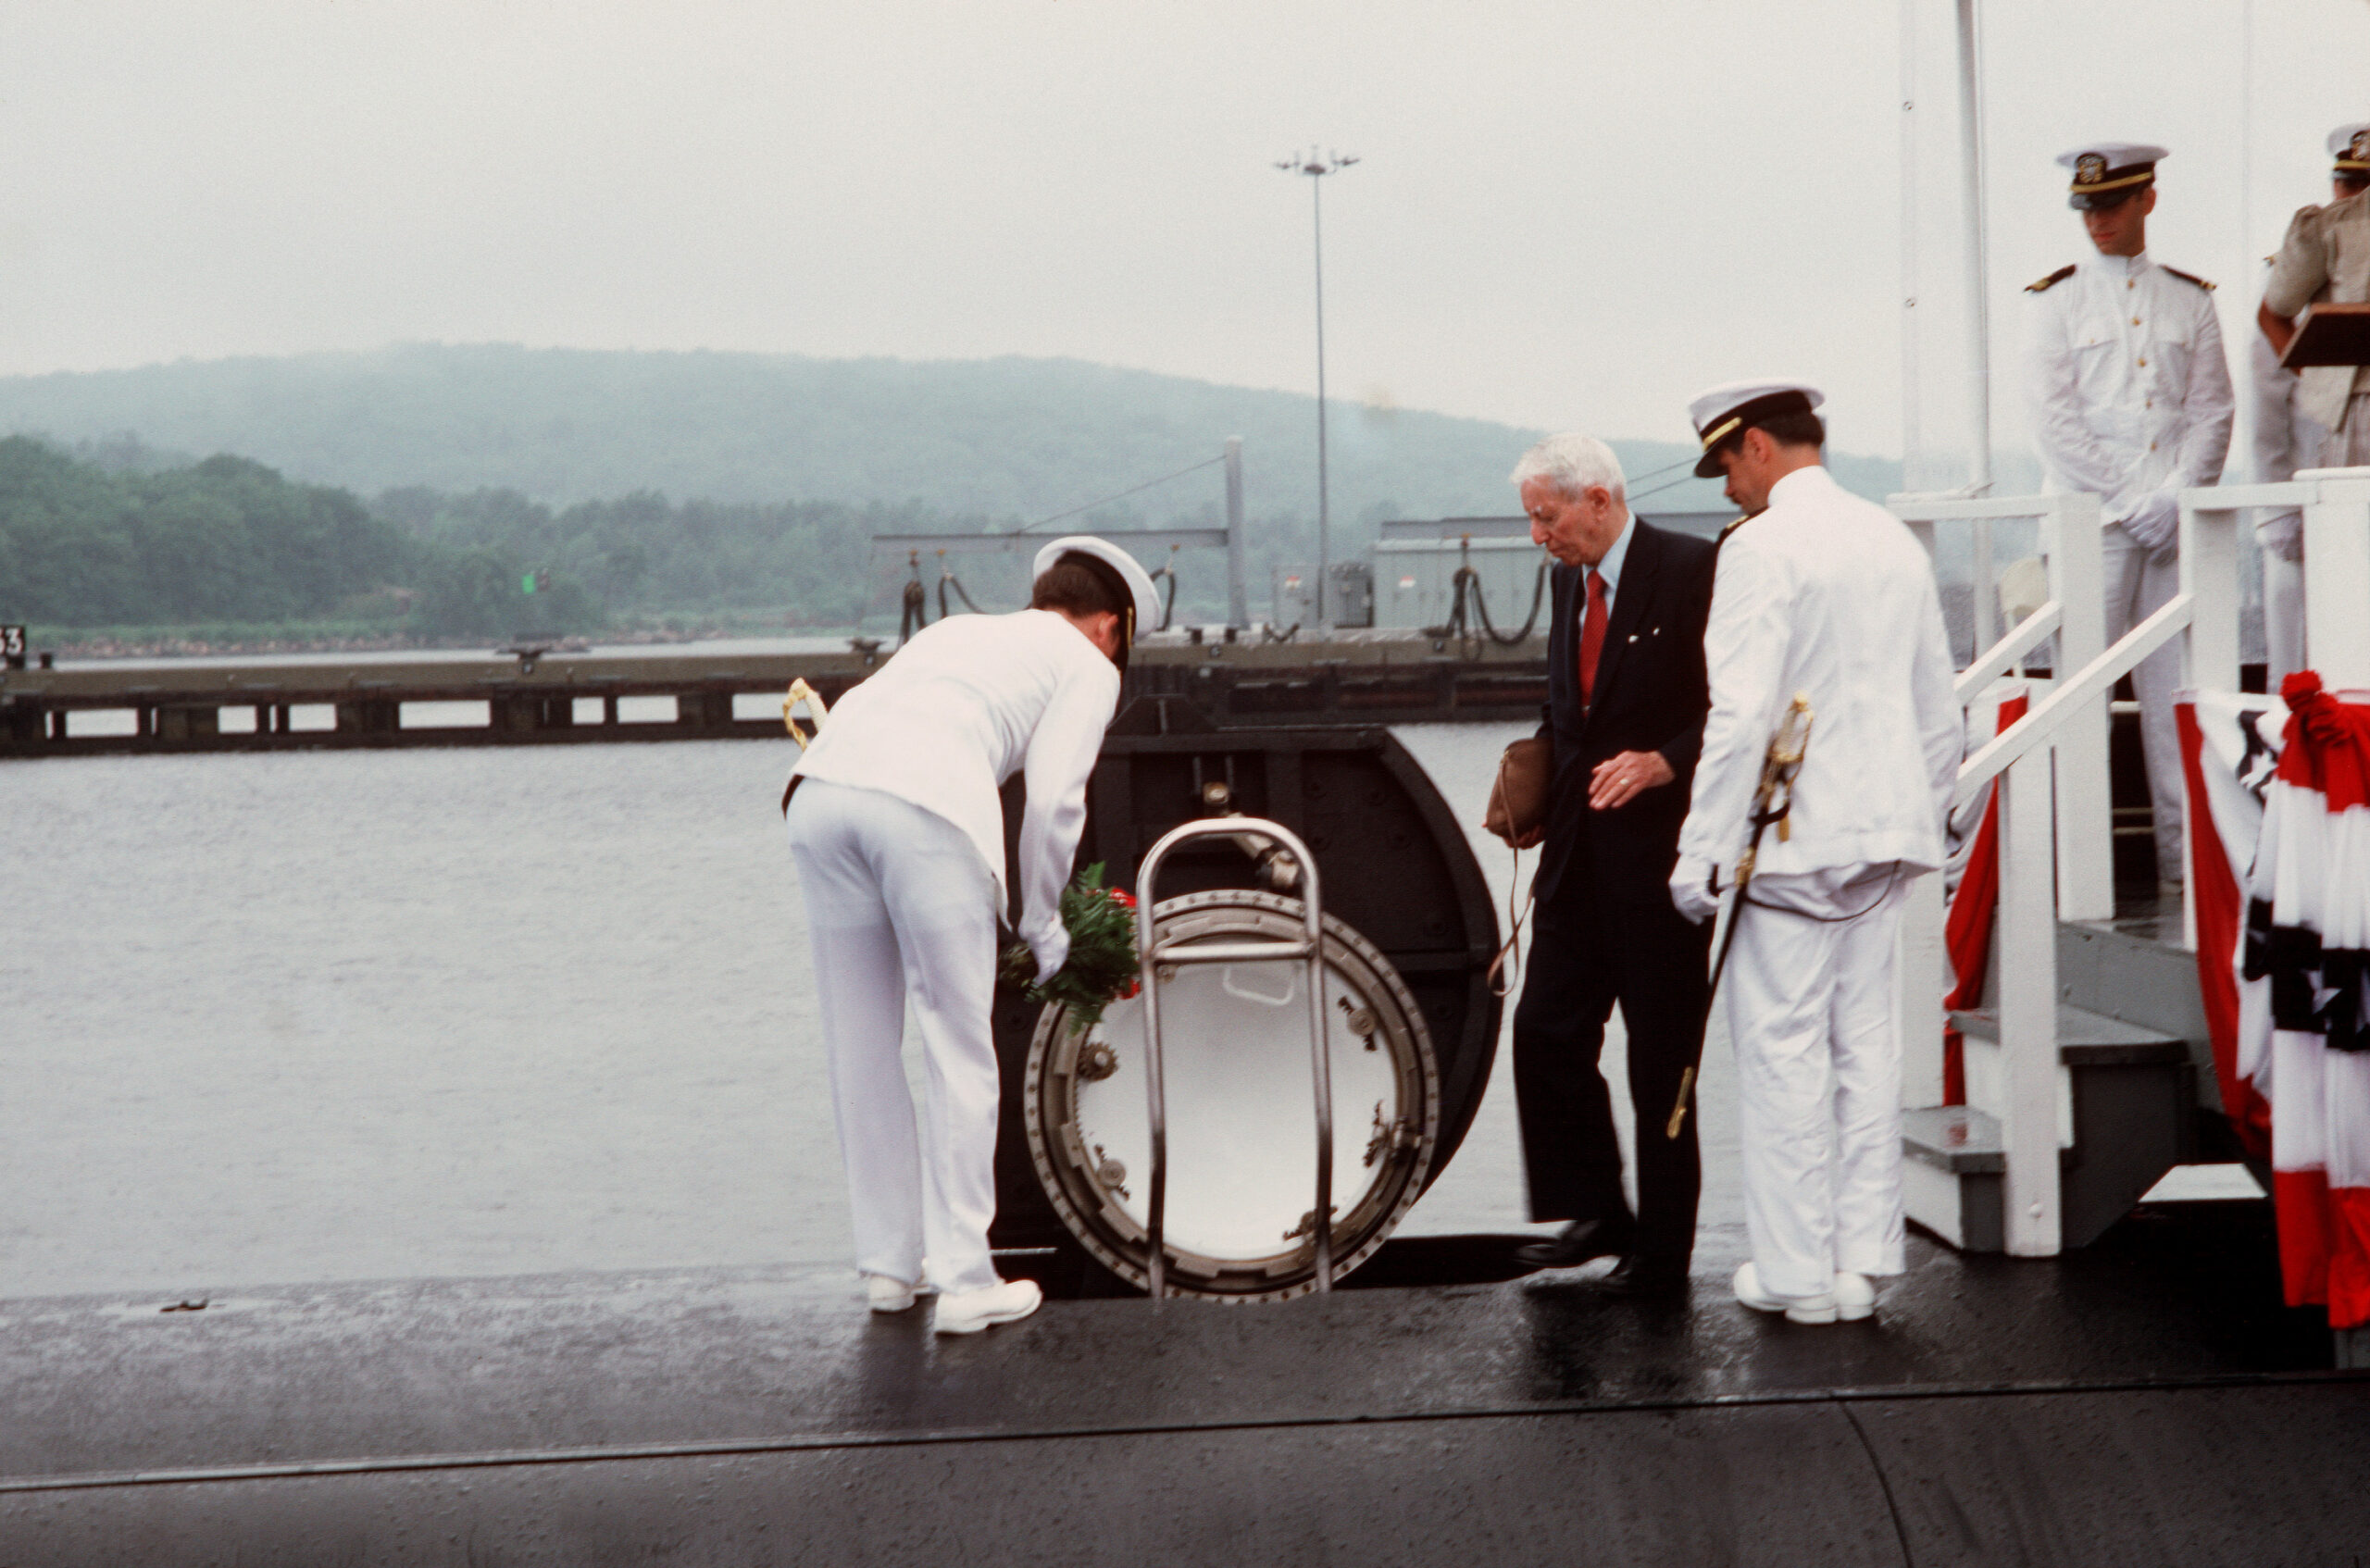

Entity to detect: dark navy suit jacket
[1530,518,1717,911]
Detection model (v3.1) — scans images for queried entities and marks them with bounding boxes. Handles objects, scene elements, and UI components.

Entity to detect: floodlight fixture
[1276,146,1359,627]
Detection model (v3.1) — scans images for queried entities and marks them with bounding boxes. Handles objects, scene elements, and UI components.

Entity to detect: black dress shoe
[1515,1217,1636,1271]
[1594,1254,1690,1298]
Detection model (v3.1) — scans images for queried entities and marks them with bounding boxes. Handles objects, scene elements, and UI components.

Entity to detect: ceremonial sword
[1666,691,1815,1139]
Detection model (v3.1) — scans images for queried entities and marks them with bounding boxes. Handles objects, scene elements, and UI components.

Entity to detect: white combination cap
[1030,535,1163,637]
[2331,122,2370,175]
[1685,380,1826,477]
[2055,143,2167,208]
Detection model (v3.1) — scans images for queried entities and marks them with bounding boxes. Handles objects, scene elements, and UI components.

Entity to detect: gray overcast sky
[2,1,2365,464]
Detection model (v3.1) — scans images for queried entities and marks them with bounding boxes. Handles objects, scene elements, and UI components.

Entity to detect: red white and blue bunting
[2182,675,2370,1329]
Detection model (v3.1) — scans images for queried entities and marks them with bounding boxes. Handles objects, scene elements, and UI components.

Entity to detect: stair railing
[1887,491,2112,1120]
[1887,472,2370,1257]
[2177,467,2370,947]
[1921,495,2240,1255]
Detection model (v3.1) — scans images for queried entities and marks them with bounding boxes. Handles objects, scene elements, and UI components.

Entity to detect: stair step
[1902,1105,2003,1173]
[1950,1004,2188,1066]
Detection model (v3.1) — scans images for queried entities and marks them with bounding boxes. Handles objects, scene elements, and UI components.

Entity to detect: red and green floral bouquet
[1000,862,1141,1034]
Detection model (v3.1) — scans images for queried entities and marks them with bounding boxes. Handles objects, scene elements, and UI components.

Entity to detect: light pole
[1277,147,1356,628]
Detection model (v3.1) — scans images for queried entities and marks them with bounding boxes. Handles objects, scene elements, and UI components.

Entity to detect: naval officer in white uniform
[1670,381,1960,1325]
[782,537,1158,1334]
[2022,142,2235,887]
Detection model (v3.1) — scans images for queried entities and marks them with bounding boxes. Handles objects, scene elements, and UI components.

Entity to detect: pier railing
[0,634,1554,756]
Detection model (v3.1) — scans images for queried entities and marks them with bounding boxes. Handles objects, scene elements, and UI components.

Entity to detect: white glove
[1669,855,1721,925]
[2258,511,2304,564]
[2119,487,2180,555]
[1028,925,1071,988]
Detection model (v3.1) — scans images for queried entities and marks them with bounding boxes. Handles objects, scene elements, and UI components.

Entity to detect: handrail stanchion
[1133,818,1335,1303]
[2049,492,2114,922]
[2178,490,2244,952]
[2296,467,2370,687]
[1997,743,2062,1256]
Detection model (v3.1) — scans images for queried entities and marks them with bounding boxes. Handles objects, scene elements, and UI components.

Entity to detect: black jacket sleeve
[1650,536,1717,778]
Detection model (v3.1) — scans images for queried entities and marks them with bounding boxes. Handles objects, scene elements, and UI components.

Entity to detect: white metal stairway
[1889,467,2370,1260]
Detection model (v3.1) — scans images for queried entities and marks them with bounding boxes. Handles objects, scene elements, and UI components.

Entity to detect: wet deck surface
[3,1206,2364,1565]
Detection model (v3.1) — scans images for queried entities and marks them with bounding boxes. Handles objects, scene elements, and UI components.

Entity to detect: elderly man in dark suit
[1503,433,1718,1297]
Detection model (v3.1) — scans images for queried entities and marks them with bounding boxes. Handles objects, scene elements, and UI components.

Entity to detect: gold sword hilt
[783,678,830,749]
[1766,693,1812,843]
[1740,692,1813,865]
[1665,1064,1697,1139]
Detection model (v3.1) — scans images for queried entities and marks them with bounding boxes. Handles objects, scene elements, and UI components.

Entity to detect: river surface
[1,727,1742,1300]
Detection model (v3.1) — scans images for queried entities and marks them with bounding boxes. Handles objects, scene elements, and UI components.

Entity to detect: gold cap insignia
[2075,153,2107,186]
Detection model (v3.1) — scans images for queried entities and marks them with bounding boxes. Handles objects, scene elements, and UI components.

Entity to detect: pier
[0,632,1550,758]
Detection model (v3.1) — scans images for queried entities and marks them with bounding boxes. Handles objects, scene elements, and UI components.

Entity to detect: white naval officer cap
[1031,535,1163,642]
[2331,122,2370,177]
[1685,380,1826,478]
[2055,142,2168,209]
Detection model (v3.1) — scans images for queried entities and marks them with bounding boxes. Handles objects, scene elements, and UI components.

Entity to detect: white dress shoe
[1834,1271,1876,1322]
[933,1278,1042,1336]
[865,1268,937,1313]
[1733,1262,1838,1325]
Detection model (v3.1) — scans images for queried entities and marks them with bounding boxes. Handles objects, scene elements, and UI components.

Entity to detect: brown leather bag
[1483,736,1553,846]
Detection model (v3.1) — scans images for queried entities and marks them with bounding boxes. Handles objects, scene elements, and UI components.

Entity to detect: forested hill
[0,435,943,638]
[0,345,1901,521]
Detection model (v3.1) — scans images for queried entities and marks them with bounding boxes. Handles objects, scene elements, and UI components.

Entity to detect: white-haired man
[1671,381,1959,1325]
[2251,123,2370,683]
[1499,434,1719,1298]
[2024,142,2234,888]
[782,537,1158,1334]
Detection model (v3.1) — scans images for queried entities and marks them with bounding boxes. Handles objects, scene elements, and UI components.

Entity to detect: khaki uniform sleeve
[2264,205,2329,319]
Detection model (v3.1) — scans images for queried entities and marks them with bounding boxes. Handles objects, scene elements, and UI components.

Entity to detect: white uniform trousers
[2264,551,2305,691]
[1725,863,1910,1300]
[2258,393,2369,691]
[2324,393,2370,468]
[2100,523,2185,878]
[786,778,1005,1295]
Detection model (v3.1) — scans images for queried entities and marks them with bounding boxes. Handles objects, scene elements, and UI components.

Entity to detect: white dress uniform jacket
[2025,253,2235,548]
[1674,465,1960,894]
[791,609,1120,978]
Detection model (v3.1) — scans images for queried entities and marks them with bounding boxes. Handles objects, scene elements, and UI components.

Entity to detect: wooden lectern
[2280,301,2370,369]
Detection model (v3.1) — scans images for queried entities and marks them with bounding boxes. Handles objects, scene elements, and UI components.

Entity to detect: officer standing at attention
[2023,142,2234,890]
[1670,380,1960,1326]
[2248,123,2369,684]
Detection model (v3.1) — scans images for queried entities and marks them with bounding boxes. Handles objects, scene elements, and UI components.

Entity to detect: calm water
[0,727,1741,1300]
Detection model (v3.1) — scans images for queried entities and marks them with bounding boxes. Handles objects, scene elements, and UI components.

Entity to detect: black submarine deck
[4,1205,2364,1566]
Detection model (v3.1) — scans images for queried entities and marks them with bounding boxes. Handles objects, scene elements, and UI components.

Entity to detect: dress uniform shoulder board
[2024,264,2077,292]
[2160,265,2215,292]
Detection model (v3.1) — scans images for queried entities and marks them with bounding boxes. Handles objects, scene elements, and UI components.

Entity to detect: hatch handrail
[1133,817,1335,1302]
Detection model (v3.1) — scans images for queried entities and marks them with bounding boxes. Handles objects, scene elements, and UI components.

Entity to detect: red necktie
[1578,568,1607,706]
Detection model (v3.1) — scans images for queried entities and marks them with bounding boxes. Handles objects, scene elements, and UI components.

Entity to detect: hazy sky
[3,1,2365,464]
